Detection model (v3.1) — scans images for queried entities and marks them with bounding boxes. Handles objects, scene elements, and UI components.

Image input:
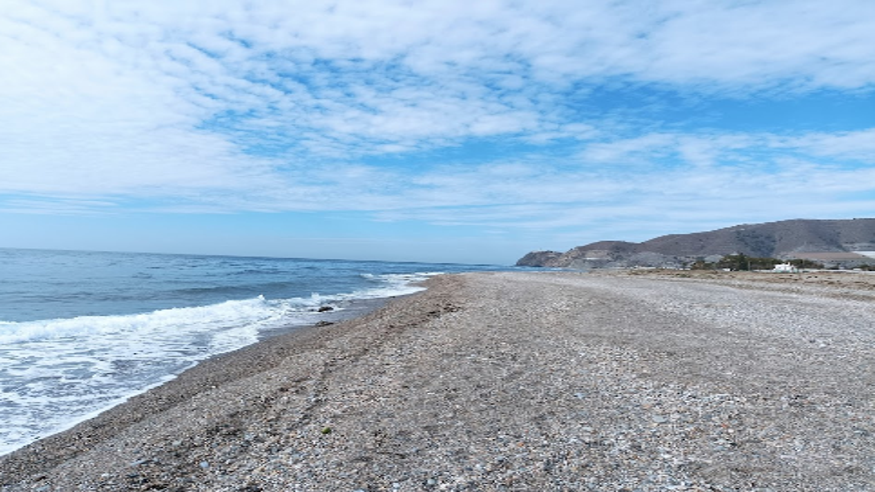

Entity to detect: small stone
[200,461,209,469]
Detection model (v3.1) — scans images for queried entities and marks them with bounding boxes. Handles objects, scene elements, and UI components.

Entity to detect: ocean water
[0,248,507,456]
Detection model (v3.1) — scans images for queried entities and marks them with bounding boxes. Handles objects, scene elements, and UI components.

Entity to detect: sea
[0,248,510,456]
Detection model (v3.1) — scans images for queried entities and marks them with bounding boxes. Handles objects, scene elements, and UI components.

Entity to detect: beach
[2,271,874,491]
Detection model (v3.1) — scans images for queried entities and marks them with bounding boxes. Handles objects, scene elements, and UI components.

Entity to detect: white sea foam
[0,296,274,345]
[355,271,439,298]
[0,271,440,456]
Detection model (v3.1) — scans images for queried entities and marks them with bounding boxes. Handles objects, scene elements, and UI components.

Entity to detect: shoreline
[0,291,404,456]
[2,271,874,491]
[0,293,399,460]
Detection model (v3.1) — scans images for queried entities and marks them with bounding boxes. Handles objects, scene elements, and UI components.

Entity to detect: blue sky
[1,0,874,265]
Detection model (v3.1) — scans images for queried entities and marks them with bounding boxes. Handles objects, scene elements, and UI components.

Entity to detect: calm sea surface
[0,248,511,455]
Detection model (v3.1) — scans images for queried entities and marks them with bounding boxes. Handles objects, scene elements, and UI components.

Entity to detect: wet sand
[2,271,874,491]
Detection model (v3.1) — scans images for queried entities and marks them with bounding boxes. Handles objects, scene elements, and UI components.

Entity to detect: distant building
[773,262,797,273]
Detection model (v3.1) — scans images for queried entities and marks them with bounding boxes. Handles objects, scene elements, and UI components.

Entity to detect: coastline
[2,271,874,491]
[0,291,404,455]
[0,293,399,459]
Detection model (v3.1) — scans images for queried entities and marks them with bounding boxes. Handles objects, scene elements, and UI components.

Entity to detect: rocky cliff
[517,218,875,269]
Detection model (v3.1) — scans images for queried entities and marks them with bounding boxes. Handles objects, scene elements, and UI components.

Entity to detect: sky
[1,0,874,265]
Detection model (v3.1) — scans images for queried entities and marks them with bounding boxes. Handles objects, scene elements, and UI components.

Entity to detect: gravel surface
[1,271,873,491]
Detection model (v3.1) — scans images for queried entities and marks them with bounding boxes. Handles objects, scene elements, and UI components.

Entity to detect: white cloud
[1,0,874,246]
[0,196,118,215]
[774,129,875,162]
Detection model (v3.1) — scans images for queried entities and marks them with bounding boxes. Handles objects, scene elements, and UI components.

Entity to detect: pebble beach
[2,270,874,491]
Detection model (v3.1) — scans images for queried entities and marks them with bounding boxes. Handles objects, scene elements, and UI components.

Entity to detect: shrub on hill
[690,254,824,271]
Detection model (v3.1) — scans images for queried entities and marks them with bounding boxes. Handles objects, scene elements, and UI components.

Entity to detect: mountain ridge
[517,218,875,269]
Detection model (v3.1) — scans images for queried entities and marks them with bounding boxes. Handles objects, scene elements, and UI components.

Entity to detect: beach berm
[2,271,874,491]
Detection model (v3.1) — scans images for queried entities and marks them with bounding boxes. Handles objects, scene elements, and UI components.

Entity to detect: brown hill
[517,218,875,268]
